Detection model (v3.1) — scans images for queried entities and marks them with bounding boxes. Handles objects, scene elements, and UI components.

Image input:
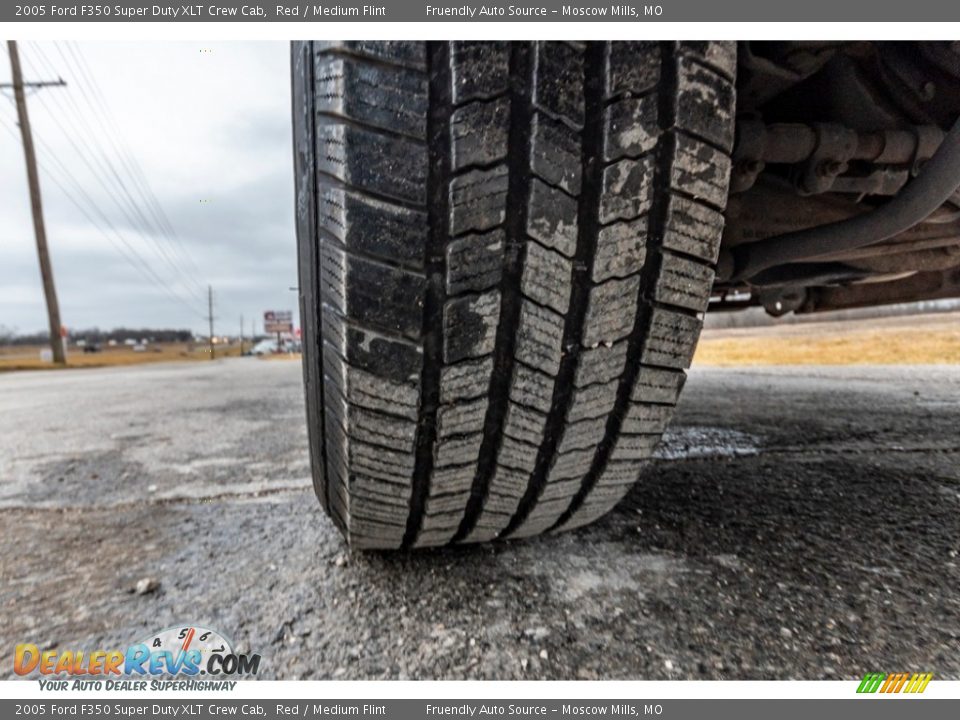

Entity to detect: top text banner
[6,1,960,22]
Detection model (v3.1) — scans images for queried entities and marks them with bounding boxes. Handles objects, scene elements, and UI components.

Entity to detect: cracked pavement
[1,359,958,679]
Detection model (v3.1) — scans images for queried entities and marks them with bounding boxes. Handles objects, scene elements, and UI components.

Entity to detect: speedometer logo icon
[137,625,234,674]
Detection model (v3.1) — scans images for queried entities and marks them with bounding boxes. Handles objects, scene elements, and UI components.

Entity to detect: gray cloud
[0,41,296,336]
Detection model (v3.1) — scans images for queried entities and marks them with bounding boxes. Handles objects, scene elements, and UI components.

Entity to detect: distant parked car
[82,343,101,354]
[249,339,278,356]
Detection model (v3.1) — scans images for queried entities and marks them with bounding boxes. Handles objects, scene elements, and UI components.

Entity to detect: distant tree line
[0,326,194,346]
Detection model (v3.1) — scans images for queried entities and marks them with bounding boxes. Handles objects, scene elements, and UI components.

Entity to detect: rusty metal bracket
[796,123,858,195]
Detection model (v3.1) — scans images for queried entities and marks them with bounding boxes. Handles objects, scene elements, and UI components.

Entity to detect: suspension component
[731,120,945,194]
[722,117,960,283]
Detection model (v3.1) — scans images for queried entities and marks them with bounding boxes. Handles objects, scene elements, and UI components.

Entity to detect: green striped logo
[857,672,933,694]
[857,673,886,693]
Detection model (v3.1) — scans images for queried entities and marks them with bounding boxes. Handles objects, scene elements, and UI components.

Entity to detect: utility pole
[207,285,215,360]
[239,314,244,355]
[4,41,67,364]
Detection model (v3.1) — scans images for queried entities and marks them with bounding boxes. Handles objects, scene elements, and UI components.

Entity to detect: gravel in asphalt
[1,359,958,679]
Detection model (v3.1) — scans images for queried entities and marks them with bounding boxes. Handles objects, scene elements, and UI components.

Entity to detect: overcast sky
[0,41,295,336]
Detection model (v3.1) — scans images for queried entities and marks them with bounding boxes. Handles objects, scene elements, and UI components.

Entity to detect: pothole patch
[655,425,761,461]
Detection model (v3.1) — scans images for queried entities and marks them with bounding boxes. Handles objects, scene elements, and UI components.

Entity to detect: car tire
[292,41,735,549]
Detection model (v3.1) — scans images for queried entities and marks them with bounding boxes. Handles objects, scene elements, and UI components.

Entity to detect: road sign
[264,310,293,334]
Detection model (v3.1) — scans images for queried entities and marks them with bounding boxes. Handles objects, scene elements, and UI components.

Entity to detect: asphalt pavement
[1,358,958,680]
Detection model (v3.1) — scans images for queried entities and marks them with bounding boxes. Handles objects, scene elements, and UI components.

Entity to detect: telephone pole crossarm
[0,78,67,90]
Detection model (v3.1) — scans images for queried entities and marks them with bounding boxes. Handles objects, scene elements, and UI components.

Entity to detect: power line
[63,41,204,282]
[0,118,208,321]
[21,49,207,305]
[24,42,208,302]
[43,40,208,292]
[2,42,218,329]
[0,112,208,321]
[60,41,207,287]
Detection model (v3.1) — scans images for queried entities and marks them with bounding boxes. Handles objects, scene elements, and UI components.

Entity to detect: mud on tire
[291,41,735,549]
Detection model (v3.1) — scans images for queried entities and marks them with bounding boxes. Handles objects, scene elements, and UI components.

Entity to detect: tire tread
[293,41,735,548]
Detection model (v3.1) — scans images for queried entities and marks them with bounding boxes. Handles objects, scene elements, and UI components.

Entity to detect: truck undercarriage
[716,41,960,315]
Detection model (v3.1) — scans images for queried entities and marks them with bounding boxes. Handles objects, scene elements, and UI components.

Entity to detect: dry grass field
[2,312,957,372]
[695,311,960,366]
[0,341,244,372]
